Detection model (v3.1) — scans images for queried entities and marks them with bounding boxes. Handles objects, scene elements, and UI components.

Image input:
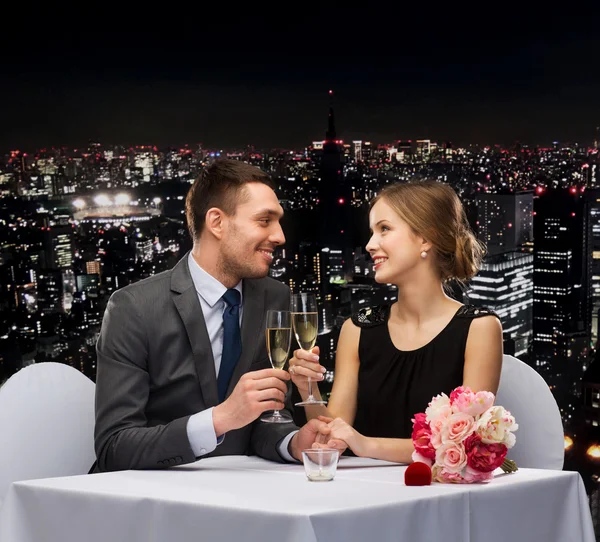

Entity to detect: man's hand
[212,368,290,436]
[288,417,333,461]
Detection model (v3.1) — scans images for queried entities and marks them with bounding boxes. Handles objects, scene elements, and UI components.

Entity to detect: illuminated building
[533,187,592,393]
[476,191,533,255]
[468,251,533,357]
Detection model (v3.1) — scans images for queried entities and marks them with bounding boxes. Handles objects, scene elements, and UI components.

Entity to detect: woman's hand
[313,416,369,457]
[288,346,326,392]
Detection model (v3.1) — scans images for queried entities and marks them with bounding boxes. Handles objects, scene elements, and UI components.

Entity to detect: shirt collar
[187,252,243,308]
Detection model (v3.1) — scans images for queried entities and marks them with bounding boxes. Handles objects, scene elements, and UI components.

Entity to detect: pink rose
[411,413,436,460]
[449,386,471,404]
[453,389,496,418]
[430,415,446,448]
[451,388,476,414]
[472,391,495,416]
[432,465,465,483]
[441,412,476,444]
[411,450,433,467]
[435,441,467,473]
[465,434,507,472]
[462,465,494,483]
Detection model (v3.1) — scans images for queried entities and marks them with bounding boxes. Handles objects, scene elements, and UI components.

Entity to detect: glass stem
[307,376,313,400]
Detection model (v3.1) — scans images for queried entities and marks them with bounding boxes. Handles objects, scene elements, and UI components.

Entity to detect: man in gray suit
[94,159,328,472]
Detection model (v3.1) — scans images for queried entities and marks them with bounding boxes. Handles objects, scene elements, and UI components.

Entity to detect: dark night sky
[2,9,599,151]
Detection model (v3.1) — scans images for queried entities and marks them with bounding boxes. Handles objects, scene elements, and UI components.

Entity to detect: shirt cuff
[186,408,218,457]
[277,430,300,462]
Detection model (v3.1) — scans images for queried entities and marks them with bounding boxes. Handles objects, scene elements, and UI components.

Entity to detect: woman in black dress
[288,180,503,463]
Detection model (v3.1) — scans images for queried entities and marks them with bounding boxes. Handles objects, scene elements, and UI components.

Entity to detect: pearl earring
[421,251,428,259]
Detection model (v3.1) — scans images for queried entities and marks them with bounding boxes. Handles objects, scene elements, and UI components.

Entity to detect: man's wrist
[212,403,231,437]
[186,409,219,457]
[277,431,299,462]
[288,432,301,461]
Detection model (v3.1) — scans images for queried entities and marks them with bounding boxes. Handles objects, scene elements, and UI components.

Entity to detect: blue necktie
[217,288,242,402]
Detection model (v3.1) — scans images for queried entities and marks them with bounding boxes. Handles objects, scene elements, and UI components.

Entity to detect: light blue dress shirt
[185,252,297,460]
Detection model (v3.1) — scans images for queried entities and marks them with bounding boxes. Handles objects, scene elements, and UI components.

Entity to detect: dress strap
[454,305,500,320]
[351,305,390,328]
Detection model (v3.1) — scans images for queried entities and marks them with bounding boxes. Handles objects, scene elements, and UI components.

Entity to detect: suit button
[200,448,207,454]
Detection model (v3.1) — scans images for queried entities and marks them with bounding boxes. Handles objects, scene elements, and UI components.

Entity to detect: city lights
[564,436,573,451]
[115,193,131,205]
[2,135,600,527]
[94,194,112,206]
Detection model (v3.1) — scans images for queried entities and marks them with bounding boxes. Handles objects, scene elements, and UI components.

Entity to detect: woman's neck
[390,274,460,326]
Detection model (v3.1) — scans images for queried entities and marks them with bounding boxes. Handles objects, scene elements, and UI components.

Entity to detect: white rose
[476,406,518,447]
[425,393,451,424]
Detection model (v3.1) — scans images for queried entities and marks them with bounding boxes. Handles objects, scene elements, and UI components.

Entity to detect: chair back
[495,354,564,470]
[0,362,96,504]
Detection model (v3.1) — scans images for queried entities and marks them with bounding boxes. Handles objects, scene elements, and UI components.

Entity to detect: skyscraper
[317,91,351,248]
[476,191,534,255]
[468,251,534,357]
[36,270,63,315]
[471,192,535,356]
[533,187,592,390]
[352,141,362,162]
[588,192,600,340]
[43,226,73,270]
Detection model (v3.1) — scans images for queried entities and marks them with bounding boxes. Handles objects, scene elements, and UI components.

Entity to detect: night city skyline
[3,114,600,528]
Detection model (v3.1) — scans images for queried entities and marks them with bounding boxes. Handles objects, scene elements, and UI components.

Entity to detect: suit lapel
[226,279,265,398]
[171,254,220,407]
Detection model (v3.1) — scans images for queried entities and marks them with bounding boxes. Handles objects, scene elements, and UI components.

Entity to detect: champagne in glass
[292,293,327,406]
[261,310,293,423]
[292,312,318,351]
[266,327,293,370]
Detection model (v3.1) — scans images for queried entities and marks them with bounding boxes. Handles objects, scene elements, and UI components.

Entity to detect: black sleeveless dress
[351,304,499,441]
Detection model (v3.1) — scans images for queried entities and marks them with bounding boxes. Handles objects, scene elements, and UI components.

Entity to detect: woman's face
[366,198,429,284]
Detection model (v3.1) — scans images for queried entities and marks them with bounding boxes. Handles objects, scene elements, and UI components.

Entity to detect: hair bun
[452,229,484,281]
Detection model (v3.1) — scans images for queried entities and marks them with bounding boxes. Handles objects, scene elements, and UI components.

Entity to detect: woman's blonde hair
[369,180,485,282]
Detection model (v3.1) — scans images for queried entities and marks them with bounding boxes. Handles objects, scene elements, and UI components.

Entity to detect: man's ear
[205,208,225,240]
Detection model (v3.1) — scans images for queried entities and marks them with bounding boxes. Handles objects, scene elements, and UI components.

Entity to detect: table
[0,456,594,542]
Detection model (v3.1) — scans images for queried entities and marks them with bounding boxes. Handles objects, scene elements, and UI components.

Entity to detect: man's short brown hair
[185,159,275,240]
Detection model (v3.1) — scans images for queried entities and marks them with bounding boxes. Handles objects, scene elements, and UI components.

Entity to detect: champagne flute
[261,310,293,423]
[292,293,327,406]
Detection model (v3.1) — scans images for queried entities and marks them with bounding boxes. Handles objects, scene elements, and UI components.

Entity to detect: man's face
[218,182,285,281]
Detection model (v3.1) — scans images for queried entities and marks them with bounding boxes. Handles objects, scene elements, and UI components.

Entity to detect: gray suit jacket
[94,252,298,472]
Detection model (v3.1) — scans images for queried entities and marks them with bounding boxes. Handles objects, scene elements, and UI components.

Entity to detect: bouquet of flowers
[411,386,518,483]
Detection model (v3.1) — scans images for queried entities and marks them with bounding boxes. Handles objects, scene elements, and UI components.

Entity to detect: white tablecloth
[0,455,594,542]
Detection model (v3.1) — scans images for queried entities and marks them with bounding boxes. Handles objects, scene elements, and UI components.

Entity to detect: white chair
[0,362,96,505]
[495,354,564,470]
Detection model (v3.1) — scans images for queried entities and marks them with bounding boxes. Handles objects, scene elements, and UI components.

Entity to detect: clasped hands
[311,416,369,457]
